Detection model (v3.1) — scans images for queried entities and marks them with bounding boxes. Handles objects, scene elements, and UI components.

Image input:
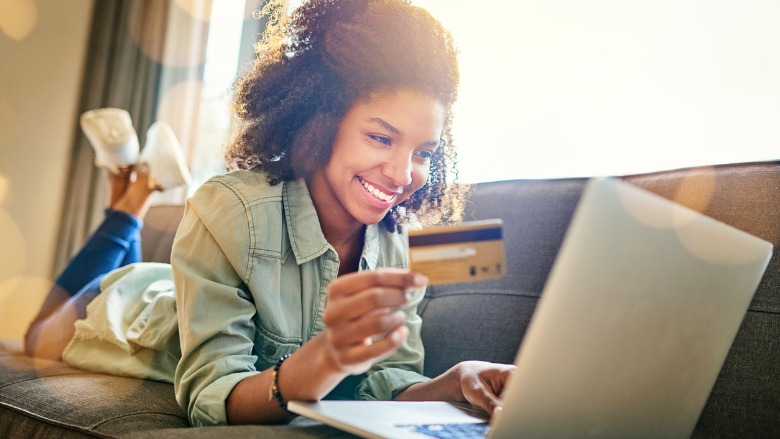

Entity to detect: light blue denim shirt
[63,170,429,426]
[171,170,429,426]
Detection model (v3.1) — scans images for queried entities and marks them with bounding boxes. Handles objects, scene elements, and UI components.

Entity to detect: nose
[382,151,414,188]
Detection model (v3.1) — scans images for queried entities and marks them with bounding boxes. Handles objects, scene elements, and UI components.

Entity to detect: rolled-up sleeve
[356,285,430,400]
[171,179,260,426]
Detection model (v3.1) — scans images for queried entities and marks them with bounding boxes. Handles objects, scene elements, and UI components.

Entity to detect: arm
[227,269,427,424]
[173,182,426,425]
[174,180,332,425]
[171,181,262,426]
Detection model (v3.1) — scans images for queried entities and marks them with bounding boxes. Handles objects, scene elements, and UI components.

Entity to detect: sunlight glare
[414,1,780,182]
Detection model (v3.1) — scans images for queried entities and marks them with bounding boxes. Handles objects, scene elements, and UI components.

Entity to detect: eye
[415,150,434,162]
[369,134,392,146]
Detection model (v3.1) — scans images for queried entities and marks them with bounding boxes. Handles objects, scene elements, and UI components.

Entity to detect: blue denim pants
[25,209,143,357]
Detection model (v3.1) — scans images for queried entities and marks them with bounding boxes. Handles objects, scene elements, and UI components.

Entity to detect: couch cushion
[0,339,188,438]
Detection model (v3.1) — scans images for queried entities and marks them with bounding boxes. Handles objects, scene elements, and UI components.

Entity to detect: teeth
[359,178,394,202]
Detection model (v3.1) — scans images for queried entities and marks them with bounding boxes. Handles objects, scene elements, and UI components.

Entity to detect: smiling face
[308,88,446,237]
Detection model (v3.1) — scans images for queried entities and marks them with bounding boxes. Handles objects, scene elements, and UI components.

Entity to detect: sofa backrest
[420,161,780,375]
[140,204,185,264]
[626,162,780,317]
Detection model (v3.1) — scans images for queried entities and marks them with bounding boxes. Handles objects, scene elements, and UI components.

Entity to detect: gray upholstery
[0,339,189,438]
[1,162,778,438]
[140,204,185,264]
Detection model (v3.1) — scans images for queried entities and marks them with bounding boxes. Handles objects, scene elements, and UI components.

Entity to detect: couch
[1,161,778,438]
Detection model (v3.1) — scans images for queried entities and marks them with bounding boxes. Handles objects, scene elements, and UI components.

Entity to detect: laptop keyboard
[405,422,490,439]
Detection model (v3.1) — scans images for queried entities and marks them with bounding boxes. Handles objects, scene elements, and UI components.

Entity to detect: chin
[358,209,392,226]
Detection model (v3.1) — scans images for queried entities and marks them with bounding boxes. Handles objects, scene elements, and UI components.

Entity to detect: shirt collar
[283,178,330,264]
[282,178,386,269]
[360,223,381,271]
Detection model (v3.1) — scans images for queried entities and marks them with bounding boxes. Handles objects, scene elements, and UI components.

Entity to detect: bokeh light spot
[617,180,697,230]
[675,218,770,266]
[0,210,27,286]
[156,79,205,138]
[0,276,48,340]
[0,174,9,205]
[0,0,38,41]
[673,167,717,214]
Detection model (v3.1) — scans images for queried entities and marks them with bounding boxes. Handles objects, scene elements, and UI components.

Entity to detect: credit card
[408,219,505,285]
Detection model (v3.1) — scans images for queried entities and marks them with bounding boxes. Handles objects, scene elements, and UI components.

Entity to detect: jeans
[24,209,143,359]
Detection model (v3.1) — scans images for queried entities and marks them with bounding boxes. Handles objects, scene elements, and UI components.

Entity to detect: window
[415,0,780,182]
[188,0,246,191]
[194,0,780,185]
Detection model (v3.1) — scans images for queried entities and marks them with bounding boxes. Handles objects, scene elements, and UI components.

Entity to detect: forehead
[347,88,446,135]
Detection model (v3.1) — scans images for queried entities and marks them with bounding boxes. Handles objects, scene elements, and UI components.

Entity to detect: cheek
[395,167,429,207]
[409,164,431,192]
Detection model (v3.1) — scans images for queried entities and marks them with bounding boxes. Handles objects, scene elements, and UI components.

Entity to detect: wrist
[275,332,348,403]
[269,354,291,411]
[444,362,468,401]
[312,330,350,377]
[394,363,466,402]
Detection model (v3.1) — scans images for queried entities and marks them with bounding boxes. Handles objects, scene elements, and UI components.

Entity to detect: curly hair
[225,0,466,231]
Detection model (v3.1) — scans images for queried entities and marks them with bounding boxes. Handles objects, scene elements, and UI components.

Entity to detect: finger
[481,365,515,398]
[324,286,409,325]
[493,367,515,396]
[467,384,503,416]
[327,310,406,348]
[330,325,409,371]
[328,269,427,299]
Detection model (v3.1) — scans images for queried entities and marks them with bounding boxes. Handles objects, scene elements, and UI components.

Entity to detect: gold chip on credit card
[408,219,506,285]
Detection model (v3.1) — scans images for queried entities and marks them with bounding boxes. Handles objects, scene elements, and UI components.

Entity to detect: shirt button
[264,345,276,356]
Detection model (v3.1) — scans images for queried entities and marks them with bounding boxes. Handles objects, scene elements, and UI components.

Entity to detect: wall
[0,0,95,339]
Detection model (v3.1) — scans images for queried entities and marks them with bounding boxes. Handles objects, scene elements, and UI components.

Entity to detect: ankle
[111,184,155,220]
[112,197,152,220]
[107,166,133,207]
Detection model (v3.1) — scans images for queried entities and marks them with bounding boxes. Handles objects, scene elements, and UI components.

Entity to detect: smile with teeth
[358,177,396,202]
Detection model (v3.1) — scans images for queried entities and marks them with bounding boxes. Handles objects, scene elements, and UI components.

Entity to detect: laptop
[289,177,773,439]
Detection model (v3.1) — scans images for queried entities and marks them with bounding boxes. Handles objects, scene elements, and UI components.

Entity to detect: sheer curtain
[54,0,211,274]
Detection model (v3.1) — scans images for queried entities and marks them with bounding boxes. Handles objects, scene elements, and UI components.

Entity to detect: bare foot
[107,166,133,207]
[111,166,160,219]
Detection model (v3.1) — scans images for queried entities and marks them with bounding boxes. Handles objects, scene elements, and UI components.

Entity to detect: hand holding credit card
[408,219,506,285]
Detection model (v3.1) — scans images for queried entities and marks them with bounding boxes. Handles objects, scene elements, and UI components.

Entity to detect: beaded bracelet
[269,354,291,411]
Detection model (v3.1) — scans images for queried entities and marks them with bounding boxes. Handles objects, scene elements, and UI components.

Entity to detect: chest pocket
[255,321,302,366]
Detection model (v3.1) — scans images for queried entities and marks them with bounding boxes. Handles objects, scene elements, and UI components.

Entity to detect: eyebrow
[367,117,441,147]
[368,117,400,135]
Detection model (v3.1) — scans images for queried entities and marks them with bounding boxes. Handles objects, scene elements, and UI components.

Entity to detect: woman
[28,0,514,427]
